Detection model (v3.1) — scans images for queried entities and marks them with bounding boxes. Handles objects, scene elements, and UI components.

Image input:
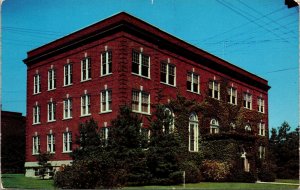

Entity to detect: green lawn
[1,174,299,189]
[1,174,55,189]
[275,179,299,184]
[125,182,299,189]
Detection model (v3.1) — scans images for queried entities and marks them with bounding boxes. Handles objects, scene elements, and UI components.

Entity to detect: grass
[1,174,54,189]
[125,182,299,189]
[1,174,299,189]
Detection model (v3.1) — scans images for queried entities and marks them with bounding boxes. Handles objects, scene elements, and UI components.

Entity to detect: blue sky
[2,0,299,130]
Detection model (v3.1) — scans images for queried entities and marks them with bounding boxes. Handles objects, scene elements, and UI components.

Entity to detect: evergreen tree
[147,104,184,185]
[36,152,53,179]
[269,122,299,179]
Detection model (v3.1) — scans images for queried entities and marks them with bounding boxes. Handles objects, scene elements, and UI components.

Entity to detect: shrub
[229,170,257,183]
[181,161,202,183]
[258,162,276,182]
[201,160,231,182]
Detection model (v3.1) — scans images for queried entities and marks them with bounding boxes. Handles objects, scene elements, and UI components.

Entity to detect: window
[101,90,112,113]
[227,87,237,105]
[81,94,91,116]
[258,123,265,136]
[259,146,265,159]
[210,118,219,134]
[187,72,199,93]
[132,51,150,78]
[245,124,252,132]
[33,74,41,94]
[189,113,199,152]
[230,122,236,130]
[101,127,109,146]
[81,57,91,81]
[209,80,220,99]
[243,93,252,109]
[47,134,55,153]
[32,136,40,155]
[163,108,175,133]
[47,101,56,122]
[63,98,72,119]
[101,51,112,76]
[161,62,176,86]
[141,127,150,148]
[257,97,265,113]
[132,90,150,114]
[33,105,40,124]
[48,69,56,90]
[63,132,72,152]
[64,64,73,86]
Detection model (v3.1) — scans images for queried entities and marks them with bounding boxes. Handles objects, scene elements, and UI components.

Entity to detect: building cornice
[23,12,270,91]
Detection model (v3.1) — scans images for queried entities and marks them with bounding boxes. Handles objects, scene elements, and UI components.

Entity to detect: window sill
[32,123,41,126]
[33,92,41,95]
[243,107,252,110]
[100,110,112,114]
[48,152,55,154]
[188,150,199,153]
[80,114,91,118]
[81,78,92,83]
[228,102,237,106]
[101,73,112,77]
[32,153,40,155]
[186,90,200,95]
[63,84,73,87]
[62,117,72,120]
[62,151,72,154]
[131,73,150,80]
[132,110,151,116]
[160,82,176,88]
[47,88,56,92]
[47,120,56,123]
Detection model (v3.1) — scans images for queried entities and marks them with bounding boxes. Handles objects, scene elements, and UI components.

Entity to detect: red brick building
[23,12,270,177]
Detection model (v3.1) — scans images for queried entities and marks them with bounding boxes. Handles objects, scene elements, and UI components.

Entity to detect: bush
[258,162,276,182]
[229,170,257,183]
[181,161,202,183]
[201,160,231,182]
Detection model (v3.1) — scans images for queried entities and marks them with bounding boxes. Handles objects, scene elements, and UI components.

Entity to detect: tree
[147,105,188,185]
[269,122,299,179]
[36,152,53,179]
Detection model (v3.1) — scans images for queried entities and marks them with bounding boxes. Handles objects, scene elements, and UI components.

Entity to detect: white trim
[209,80,220,100]
[131,89,150,114]
[81,94,91,116]
[188,113,199,152]
[187,72,200,94]
[100,89,112,113]
[48,69,56,90]
[81,57,91,81]
[101,50,112,76]
[33,74,41,94]
[63,98,72,119]
[132,50,150,78]
[63,64,73,86]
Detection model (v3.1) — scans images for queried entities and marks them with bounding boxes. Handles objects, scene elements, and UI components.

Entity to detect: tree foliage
[269,121,299,179]
[36,152,53,179]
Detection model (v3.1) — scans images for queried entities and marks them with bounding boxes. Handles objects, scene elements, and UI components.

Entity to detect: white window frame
[32,135,40,155]
[101,51,112,76]
[81,57,91,81]
[64,64,73,86]
[259,145,265,159]
[209,80,220,100]
[243,93,252,110]
[210,118,219,134]
[163,108,175,133]
[258,123,265,136]
[161,62,176,86]
[47,134,55,153]
[63,98,72,119]
[81,94,91,116]
[131,90,150,114]
[245,124,252,132]
[33,74,41,94]
[187,72,199,93]
[33,105,40,124]
[132,50,150,78]
[228,87,237,105]
[63,132,72,153]
[101,89,112,113]
[258,97,265,113]
[48,69,56,90]
[47,101,56,122]
[189,113,199,152]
